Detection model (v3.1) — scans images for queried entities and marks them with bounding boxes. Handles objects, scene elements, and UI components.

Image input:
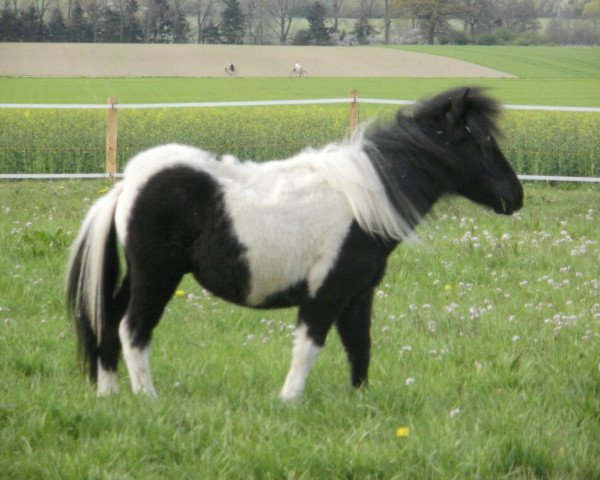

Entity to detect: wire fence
[1,97,599,182]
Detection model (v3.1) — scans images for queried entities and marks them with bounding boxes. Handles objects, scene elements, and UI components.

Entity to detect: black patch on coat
[126,165,251,306]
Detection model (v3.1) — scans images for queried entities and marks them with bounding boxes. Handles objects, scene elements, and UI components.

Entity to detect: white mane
[309,135,419,241]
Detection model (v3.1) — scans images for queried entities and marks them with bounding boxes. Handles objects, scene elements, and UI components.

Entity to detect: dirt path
[0,43,515,78]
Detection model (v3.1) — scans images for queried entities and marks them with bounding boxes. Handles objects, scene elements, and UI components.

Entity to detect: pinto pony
[66,87,523,401]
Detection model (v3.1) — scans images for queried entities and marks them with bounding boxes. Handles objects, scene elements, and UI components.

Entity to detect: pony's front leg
[335,289,375,388]
[280,323,323,402]
[280,300,342,402]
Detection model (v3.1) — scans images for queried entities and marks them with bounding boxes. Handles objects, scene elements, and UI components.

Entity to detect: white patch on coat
[118,318,158,398]
[280,324,322,402]
[112,139,412,305]
[97,362,120,395]
[219,153,354,305]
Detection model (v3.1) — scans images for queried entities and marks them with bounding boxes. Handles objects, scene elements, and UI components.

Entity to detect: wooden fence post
[105,97,118,178]
[349,89,359,135]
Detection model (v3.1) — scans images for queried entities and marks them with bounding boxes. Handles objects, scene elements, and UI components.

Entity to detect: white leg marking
[119,318,158,399]
[97,361,120,396]
[280,324,322,402]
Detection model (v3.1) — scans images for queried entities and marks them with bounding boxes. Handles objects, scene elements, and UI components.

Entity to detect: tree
[19,4,47,40]
[82,0,108,42]
[330,0,343,32]
[193,0,215,43]
[395,0,463,44]
[98,6,123,41]
[270,0,297,44]
[352,15,377,43]
[584,0,600,28]
[382,0,392,43]
[203,18,220,42]
[170,0,190,42]
[461,0,496,43]
[354,0,377,43]
[246,0,269,44]
[306,1,330,44]
[68,0,93,41]
[142,0,174,42]
[120,0,143,42]
[32,0,57,37]
[496,0,539,32]
[108,0,143,42]
[48,6,69,40]
[220,0,245,43]
[0,1,21,40]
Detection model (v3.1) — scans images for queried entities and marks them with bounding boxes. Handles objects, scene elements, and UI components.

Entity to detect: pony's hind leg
[97,275,130,396]
[119,269,183,398]
[119,316,157,398]
[97,320,121,395]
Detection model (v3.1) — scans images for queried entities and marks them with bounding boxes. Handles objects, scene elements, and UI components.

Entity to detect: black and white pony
[66,87,523,401]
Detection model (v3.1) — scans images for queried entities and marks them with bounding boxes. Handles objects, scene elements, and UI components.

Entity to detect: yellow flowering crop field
[1,105,598,177]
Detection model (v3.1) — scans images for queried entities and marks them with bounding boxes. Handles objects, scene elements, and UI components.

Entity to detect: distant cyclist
[293,62,306,77]
[225,62,237,76]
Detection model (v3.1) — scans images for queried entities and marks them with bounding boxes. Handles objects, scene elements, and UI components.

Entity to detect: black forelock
[413,86,503,138]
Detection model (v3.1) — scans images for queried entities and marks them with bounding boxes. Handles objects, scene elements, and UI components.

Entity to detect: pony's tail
[66,183,124,383]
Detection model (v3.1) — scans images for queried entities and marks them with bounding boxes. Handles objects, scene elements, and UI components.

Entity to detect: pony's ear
[446,87,470,132]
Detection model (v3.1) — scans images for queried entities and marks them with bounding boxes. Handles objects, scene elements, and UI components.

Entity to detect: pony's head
[413,87,523,215]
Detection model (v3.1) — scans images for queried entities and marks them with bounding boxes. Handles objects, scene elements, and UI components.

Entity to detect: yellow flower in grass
[396,426,410,438]
[175,289,186,298]
[444,284,453,292]
[98,186,110,194]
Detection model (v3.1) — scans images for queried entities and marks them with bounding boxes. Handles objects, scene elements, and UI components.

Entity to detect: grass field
[0,46,599,106]
[1,180,599,479]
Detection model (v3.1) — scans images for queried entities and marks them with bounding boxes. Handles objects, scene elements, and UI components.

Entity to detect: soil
[0,43,515,78]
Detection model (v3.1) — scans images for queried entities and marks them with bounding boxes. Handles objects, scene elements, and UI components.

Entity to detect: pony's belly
[238,222,351,307]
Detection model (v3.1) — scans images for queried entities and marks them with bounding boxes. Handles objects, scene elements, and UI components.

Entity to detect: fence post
[349,89,359,135]
[105,97,118,178]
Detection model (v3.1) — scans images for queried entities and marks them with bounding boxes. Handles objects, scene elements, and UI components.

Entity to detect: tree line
[1,0,599,45]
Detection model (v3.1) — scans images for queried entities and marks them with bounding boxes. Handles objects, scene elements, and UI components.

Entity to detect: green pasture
[1,180,599,479]
[395,45,600,79]
[0,46,599,106]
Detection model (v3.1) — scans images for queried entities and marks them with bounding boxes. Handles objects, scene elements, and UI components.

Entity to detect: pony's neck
[365,122,456,226]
